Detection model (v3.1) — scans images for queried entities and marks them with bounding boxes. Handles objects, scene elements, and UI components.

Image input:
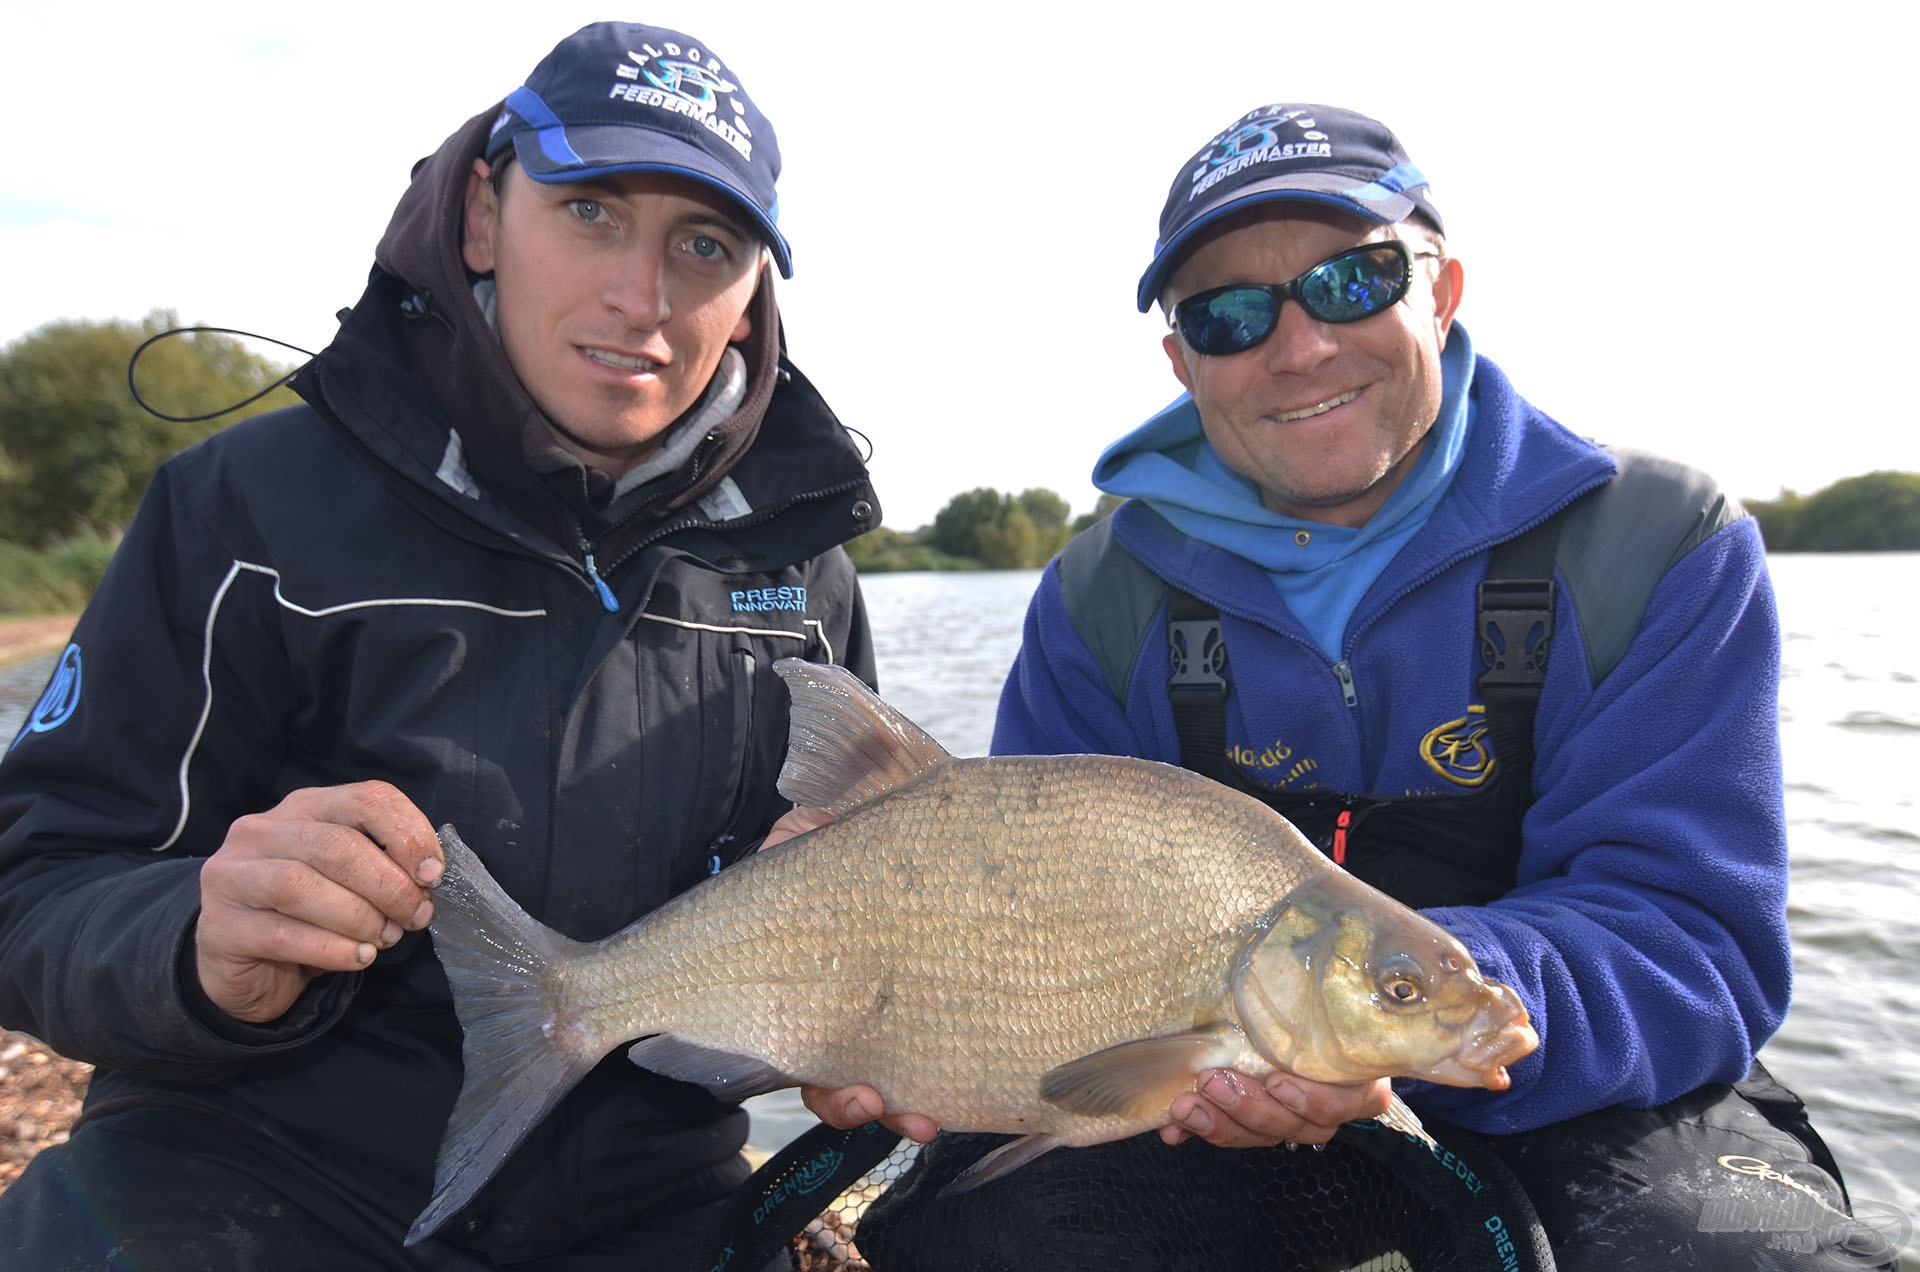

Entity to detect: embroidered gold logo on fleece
[1420,704,1495,788]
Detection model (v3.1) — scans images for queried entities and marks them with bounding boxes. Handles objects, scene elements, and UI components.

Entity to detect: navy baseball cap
[1137,104,1442,311]
[486,22,793,276]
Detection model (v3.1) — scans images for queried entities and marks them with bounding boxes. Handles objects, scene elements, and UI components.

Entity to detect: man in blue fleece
[823,104,1892,1269]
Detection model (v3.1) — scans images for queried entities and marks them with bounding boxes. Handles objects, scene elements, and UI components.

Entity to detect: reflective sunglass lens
[1301,245,1407,321]
[1173,242,1415,355]
[1186,289,1277,355]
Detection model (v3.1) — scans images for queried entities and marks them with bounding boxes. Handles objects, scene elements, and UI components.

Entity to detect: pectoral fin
[1039,1025,1248,1122]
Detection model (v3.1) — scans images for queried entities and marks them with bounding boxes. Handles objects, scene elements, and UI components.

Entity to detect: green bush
[844,527,980,573]
[1747,473,1920,552]
[0,532,119,616]
[0,313,296,548]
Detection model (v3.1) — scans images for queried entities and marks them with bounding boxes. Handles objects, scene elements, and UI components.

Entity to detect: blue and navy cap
[486,22,792,276]
[1137,104,1442,311]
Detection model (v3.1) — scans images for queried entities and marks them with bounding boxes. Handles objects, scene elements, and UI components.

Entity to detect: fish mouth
[1421,984,1539,1089]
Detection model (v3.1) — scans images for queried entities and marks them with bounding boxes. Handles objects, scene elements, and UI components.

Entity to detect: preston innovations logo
[1420,704,1496,788]
[7,642,81,753]
[1189,107,1334,204]
[731,585,808,614]
[611,41,755,161]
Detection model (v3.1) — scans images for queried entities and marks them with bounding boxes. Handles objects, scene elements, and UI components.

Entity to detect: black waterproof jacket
[0,266,880,1259]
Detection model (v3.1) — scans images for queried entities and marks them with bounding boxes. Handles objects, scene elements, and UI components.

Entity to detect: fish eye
[1376,956,1427,1007]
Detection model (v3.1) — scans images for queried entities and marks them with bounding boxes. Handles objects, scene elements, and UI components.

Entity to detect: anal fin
[627,1035,795,1102]
[939,1133,1069,1196]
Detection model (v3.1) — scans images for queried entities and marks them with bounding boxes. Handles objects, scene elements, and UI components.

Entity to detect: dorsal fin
[772,659,953,815]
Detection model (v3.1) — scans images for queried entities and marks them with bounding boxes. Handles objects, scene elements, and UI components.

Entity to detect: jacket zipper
[566,427,868,605]
[706,649,760,876]
[598,474,873,580]
[562,435,723,612]
[1332,659,1359,708]
[578,535,620,613]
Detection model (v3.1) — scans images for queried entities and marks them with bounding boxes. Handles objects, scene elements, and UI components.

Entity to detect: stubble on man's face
[1161,207,1461,528]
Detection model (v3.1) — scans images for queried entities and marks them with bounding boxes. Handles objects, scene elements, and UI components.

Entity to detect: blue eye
[569,200,607,223]
[690,235,725,260]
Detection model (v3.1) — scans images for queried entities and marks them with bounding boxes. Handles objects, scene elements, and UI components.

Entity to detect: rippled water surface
[3,556,1914,1241]
[1756,553,1920,1232]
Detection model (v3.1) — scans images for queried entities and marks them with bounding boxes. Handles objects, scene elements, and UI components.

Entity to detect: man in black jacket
[0,21,878,1269]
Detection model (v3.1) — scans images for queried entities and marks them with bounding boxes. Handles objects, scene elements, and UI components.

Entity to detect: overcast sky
[3,1,1910,530]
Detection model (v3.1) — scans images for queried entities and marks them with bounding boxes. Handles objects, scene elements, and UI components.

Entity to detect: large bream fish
[407,659,1537,1244]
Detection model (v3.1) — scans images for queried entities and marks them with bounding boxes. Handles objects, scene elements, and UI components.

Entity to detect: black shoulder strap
[1153,510,1573,784]
[1054,515,1231,779]
[1474,447,1746,770]
[1474,511,1566,791]
[1062,453,1744,782]
[1167,589,1231,779]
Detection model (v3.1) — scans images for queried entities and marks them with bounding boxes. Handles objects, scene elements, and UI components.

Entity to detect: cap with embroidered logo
[1137,103,1442,311]
[487,21,792,276]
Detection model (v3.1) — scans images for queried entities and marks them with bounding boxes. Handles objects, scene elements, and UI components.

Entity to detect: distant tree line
[859,472,1920,573]
[844,490,1124,572]
[1745,472,1920,552]
[4,312,1918,613]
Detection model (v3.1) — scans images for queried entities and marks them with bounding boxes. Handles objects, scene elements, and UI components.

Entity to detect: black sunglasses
[1170,241,1432,357]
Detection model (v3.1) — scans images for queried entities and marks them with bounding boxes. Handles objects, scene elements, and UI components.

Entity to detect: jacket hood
[369,104,782,546]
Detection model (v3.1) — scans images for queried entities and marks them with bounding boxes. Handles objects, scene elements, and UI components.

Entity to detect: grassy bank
[0,535,115,619]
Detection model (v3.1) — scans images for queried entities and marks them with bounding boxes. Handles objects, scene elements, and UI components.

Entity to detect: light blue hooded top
[1090,326,1476,660]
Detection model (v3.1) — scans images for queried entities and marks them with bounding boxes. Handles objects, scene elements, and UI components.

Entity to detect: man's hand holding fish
[800,1043,1392,1152]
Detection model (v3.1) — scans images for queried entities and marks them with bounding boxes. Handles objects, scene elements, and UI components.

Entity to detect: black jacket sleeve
[0,450,349,1076]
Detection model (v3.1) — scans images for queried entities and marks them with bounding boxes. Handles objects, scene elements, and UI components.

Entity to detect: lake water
[3,555,1914,1248]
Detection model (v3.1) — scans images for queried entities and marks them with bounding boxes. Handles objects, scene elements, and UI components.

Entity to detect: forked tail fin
[405,825,611,1246]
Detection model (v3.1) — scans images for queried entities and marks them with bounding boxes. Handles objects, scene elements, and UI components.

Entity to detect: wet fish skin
[406,659,1536,1244]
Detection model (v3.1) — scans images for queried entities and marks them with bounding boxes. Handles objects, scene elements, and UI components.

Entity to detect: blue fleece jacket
[992,347,1791,1134]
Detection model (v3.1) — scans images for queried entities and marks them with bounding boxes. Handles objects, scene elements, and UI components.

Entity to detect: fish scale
[568,758,1297,1127]
[407,658,1537,1245]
